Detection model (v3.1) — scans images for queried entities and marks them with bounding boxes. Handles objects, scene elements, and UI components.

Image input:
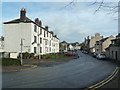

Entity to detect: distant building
[68,42,81,50]
[68,44,74,51]
[89,33,103,53]
[59,41,68,52]
[95,36,115,54]
[84,36,90,52]
[106,33,120,61]
[3,8,59,58]
[59,41,81,52]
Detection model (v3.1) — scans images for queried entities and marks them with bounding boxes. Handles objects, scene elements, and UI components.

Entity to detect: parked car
[96,53,106,60]
[64,52,76,56]
[92,52,98,57]
[81,50,88,54]
[81,50,84,53]
[84,51,88,54]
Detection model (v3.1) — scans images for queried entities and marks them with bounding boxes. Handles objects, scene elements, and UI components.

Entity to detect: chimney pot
[20,8,26,21]
[45,26,48,30]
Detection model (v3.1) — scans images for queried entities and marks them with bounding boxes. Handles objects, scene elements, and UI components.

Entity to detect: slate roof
[100,37,109,42]
[61,41,68,43]
[3,9,59,40]
[3,17,58,36]
[110,38,120,46]
[4,17,41,27]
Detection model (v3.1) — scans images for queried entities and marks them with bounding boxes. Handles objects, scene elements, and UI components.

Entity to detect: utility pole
[20,38,25,65]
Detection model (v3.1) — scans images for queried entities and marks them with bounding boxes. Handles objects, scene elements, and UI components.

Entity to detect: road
[2,51,117,88]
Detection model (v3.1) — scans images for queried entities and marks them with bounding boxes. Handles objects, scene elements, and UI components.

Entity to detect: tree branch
[94,0,104,14]
[64,0,76,8]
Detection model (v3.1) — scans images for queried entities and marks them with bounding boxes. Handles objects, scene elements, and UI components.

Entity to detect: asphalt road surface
[2,51,117,88]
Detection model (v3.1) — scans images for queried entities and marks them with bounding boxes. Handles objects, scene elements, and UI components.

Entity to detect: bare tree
[64,0,119,14]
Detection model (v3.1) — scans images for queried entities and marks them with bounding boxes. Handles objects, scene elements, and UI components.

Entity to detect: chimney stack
[35,18,42,26]
[50,31,54,35]
[87,36,89,39]
[45,26,48,30]
[35,18,39,24]
[20,8,26,21]
[39,20,42,26]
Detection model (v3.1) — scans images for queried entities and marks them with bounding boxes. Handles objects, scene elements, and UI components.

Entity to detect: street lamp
[20,38,25,65]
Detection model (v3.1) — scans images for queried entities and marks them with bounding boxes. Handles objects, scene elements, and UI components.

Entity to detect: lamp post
[20,38,25,65]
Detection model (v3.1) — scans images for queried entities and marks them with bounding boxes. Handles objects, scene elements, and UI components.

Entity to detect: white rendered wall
[4,23,32,53]
[4,22,59,55]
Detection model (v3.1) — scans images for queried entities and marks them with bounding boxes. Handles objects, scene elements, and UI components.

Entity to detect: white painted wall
[4,22,59,56]
[10,52,19,58]
[4,23,32,53]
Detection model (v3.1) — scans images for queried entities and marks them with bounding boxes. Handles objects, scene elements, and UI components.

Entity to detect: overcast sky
[1,2,118,43]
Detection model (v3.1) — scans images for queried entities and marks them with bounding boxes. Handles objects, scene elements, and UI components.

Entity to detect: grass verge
[1,58,21,66]
[41,54,68,59]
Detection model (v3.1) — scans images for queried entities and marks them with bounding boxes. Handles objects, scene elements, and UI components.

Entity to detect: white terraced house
[4,8,59,57]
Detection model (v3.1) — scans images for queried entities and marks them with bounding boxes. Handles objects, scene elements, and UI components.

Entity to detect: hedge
[2,58,21,66]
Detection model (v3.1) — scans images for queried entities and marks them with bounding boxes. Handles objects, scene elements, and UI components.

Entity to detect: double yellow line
[85,67,119,89]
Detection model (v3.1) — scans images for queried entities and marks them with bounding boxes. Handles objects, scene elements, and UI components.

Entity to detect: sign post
[20,38,25,65]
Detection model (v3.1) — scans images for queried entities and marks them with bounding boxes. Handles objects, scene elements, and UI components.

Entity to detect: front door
[115,51,118,60]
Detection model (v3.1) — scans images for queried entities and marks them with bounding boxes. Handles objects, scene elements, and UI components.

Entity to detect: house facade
[95,36,115,54]
[4,8,59,57]
[68,42,81,50]
[84,36,90,52]
[59,41,68,52]
[106,33,120,61]
[59,41,81,52]
[89,33,103,53]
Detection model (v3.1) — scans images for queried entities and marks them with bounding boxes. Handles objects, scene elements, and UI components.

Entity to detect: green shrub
[2,58,21,66]
[18,52,35,59]
[40,53,67,59]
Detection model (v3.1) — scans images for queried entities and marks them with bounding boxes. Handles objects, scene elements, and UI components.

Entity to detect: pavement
[1,64,37,72]
[1,55,78,72]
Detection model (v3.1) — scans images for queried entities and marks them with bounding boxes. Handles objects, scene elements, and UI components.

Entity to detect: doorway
[115,51,118,60]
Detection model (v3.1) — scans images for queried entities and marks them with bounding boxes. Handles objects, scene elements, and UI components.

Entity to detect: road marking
[93,68,118,89]
[89,67,118,88]
[85,67,119,89]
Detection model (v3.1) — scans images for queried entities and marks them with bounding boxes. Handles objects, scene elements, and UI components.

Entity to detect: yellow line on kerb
[23,64,37,68]
[20,64,37,70]
[94,70,118,89]
[88,67,119,89]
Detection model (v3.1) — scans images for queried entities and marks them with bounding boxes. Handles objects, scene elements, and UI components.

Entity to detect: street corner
[1,64,38,72]
[22,64,38,69]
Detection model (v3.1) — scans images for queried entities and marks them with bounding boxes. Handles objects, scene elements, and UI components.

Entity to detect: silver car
[96,53,106,59]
